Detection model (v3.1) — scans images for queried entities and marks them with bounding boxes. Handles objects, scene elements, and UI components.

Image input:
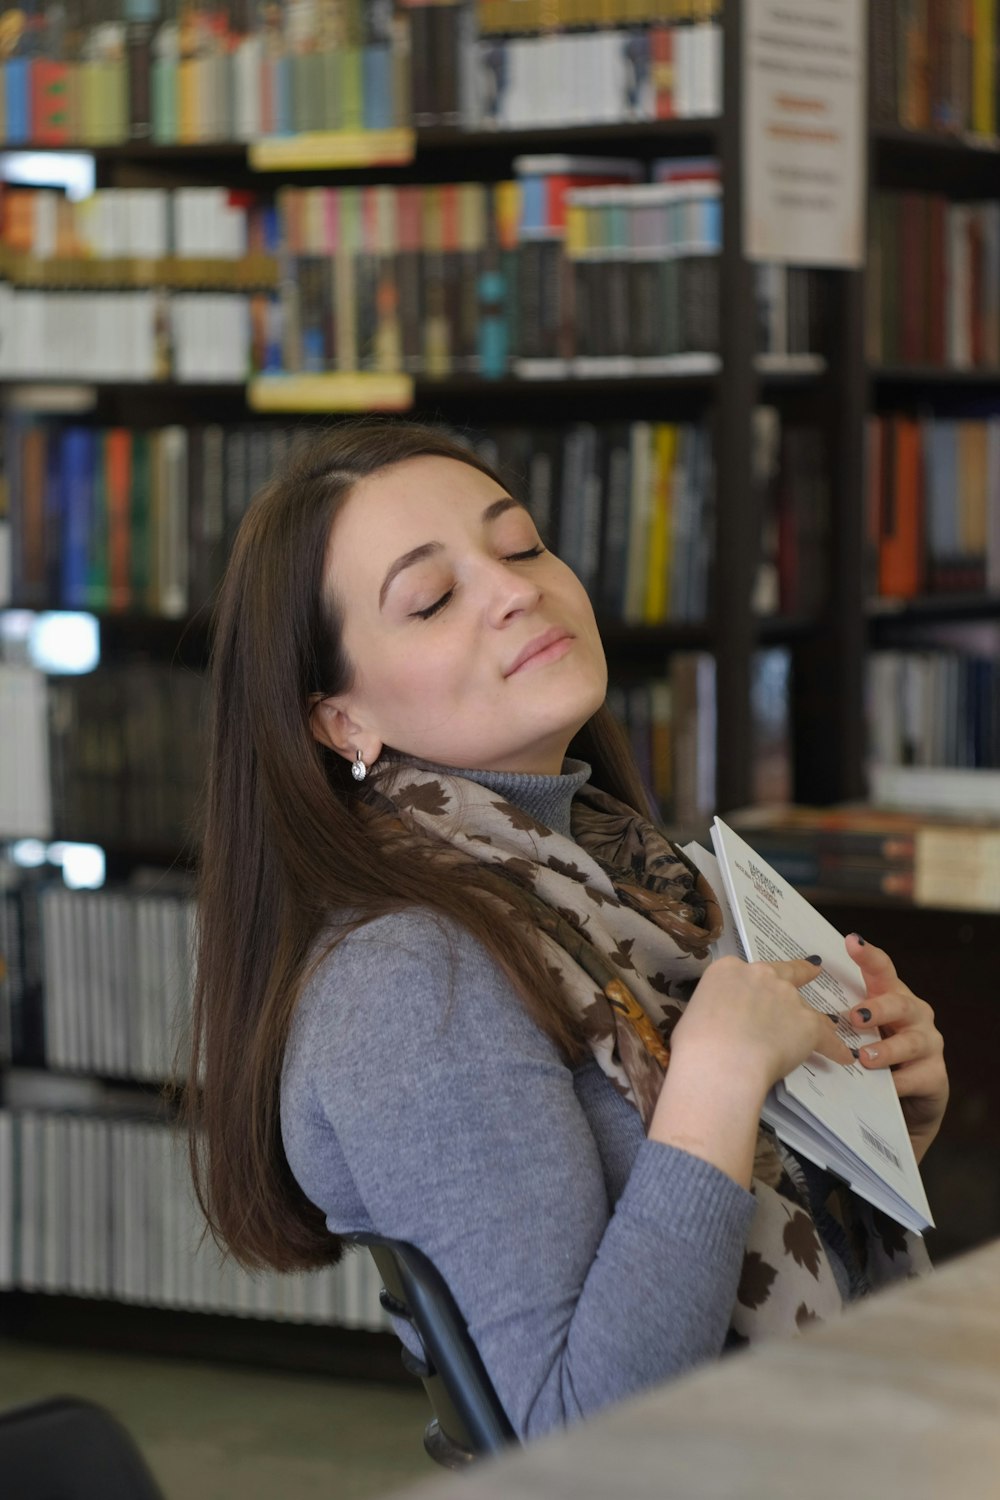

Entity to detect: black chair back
[350,1233,517,1467]
[0,1396,164,1500]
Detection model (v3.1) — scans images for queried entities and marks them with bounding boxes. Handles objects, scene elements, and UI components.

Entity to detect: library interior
[0,0,999,1494]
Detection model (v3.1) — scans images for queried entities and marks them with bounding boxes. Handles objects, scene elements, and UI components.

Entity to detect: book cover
[105,428,133,612]
[878,413,924,599]
[60,426,95,609]
[696,819,933,1232]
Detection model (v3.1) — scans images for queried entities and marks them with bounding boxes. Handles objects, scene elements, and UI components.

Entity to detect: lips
[504,626,574,677]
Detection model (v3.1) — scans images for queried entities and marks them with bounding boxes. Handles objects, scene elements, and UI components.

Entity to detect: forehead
[341,453,505,533]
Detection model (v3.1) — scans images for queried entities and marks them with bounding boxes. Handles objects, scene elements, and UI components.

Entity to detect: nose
[482,556,542,628]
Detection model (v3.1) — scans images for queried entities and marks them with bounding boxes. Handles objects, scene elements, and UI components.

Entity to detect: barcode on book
[859,1122,902,1172]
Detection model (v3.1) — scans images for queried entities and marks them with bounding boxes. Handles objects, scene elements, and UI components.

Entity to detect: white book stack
[0,1107,391,1328]
[0,665,52,840]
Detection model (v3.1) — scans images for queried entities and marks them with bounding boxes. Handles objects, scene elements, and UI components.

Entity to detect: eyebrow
[378,495,525,609]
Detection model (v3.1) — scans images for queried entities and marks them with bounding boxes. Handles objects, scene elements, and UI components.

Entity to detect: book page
[686,824,932,1230]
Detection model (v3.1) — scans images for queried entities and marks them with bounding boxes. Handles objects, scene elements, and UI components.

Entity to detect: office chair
[350,1233,518,1468]
[0,1395,165,1500]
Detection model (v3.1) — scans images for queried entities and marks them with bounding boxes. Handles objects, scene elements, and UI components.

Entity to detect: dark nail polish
[855,934,866,946]
[849,1049,859,1059]
[806,954,822,966]
[825,1013,839,1023]
[857,1007,872,1023]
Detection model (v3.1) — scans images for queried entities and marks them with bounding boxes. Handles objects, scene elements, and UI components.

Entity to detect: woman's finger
[842,987,932,1035]
[812,1021,854,1068]
[891,1058,949,1101]
[763,957,824,990]
[844,932,900,998]
[855,1020,944,1071]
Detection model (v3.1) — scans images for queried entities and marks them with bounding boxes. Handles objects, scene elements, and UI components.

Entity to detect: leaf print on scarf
[583,883,612,907]
[547,856,589,883]
[646,971,674,996]
[577,991,615,1045]
[492,801,551,837]
[783,1210,822,1279]
[555,904,589,934]
[394,779,451,817]
[608,936,636,972]
[795,1303,819,1329]
[737,1252,778,1310]
[871,1207,909,1261]
[499,855,538,885]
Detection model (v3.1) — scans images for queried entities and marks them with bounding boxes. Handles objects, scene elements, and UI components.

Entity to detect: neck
[394,756,592,839]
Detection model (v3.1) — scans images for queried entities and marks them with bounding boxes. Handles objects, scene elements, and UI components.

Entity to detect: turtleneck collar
[386,756,592,839]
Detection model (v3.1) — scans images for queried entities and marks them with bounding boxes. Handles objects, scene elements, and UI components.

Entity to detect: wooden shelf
[0,1291,409,1382]
[872,123,1000,156]
[868,594,1000,626]
[871,365,1000,386]
[248,127,416,171]
[247,372,414,413]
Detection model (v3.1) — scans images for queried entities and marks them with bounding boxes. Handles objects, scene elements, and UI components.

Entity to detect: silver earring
[351,750,367,782]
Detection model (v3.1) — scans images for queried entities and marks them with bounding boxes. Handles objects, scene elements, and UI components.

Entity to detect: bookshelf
[1,0,998,1363]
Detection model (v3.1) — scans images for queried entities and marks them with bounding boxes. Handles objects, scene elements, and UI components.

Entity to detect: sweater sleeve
[281,910,757,1440]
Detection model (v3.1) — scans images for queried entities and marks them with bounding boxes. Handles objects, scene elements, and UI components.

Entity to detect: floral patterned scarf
[368,759,931,1340]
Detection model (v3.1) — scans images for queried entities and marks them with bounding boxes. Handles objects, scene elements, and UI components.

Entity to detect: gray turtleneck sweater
[280,761,758,1441]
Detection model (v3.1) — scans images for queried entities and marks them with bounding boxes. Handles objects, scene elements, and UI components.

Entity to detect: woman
[189,420,948,1440]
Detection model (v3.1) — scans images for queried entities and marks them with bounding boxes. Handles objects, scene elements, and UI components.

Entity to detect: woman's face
[315,454,608,775]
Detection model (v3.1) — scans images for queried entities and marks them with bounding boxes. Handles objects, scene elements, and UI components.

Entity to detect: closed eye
[410,548,543,620]
[411,589,454,620]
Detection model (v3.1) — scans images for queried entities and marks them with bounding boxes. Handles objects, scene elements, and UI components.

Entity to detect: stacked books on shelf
[868,647,1000,774]
[868,192,1000,371]
[6,413,722,623]
[0,1106,389,1325]
[753,409,829,618]
[870,0,999,138]
[467,0,722,129]
[3,876,192,1080]
[37,881,194,1082]
[274,164,825,380]
[0,0,410,146]
[0,0,723,147]
[866,412,1000,599]
[609,647,792,833]
[0,173,827,385]
[471,419,716,624]
[730,801,1000,912]
[0,185,279,381]
[5,417,303,616]
[8,404,819,630]
[45,662,206,850]
[0,663,51,839]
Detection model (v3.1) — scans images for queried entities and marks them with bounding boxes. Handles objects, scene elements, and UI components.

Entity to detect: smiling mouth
[505,628,574,676]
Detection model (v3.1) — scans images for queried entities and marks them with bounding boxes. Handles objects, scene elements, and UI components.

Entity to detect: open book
[684,818,933,1234]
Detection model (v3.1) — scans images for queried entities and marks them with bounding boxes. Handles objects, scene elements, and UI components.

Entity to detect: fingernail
[864,1046,879,1062]
[825,1013,839,1023]
[805,954,822,966]
[857,1007,872,1023]
[852,933,866,946]
[849,1048,859,1059]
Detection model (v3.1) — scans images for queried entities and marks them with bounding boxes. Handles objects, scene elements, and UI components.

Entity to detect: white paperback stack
[686,819,933,1234]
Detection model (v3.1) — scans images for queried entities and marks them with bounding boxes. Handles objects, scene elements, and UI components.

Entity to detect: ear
[308,695,383,768]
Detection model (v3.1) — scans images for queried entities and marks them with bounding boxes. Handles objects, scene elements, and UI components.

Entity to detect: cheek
[356,632,476,728]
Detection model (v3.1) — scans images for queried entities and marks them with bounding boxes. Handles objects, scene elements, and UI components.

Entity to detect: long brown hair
[188,419,652,1271]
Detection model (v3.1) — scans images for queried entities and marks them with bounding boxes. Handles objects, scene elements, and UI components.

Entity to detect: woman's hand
[672,954,854,1091]
[649,955,853,1187]
[842,933,948,1164]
